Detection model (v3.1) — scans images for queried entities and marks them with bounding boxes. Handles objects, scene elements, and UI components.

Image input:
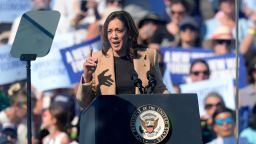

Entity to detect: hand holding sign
[83,49,98,83]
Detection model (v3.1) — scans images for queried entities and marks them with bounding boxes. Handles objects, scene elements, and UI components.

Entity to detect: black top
[114,56,135,94]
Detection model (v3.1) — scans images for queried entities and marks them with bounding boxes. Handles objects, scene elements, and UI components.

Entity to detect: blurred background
[1,0,256,143]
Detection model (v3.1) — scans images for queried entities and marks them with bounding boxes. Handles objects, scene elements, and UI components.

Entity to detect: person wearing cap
[177,16,201,48]
[137,13,166,47]
[211,26,234,55]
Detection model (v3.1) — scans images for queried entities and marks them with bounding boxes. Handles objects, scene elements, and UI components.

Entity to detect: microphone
[146,71,157,94]
[130,70,144,94]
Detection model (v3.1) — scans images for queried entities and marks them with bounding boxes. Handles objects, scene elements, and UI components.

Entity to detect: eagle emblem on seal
[130,105,171,143]
[140,114,159,134]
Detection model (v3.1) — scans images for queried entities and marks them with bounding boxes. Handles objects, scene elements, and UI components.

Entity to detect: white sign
[180,77,235,116]
[0,45,26,85]
[207,56,237,82]
[0,0,31,23]
[31,33,75,91]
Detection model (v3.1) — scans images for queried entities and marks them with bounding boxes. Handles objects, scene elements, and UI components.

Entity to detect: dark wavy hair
[102,11,139,59]
[49,103,72,132]
[189,59,210,75]
[170,0,190,14]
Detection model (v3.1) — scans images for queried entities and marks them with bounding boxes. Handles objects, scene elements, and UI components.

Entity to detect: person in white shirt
[42,103,70,144]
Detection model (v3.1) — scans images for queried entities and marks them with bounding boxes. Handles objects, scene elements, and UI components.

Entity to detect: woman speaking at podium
[76,11,169,108]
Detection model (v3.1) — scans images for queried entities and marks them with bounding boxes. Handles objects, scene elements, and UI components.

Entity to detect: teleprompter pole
[20,54,36,144]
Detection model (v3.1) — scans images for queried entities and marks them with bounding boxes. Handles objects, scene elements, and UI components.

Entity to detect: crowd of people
[1,0,256,143]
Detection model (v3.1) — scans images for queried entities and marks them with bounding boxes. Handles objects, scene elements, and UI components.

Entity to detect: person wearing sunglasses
[202,0,249,49]
[204,93,226,121]
[201,92,226,143]
[211,26,234,55]
[207,107,248,144]
[188,59,210,83]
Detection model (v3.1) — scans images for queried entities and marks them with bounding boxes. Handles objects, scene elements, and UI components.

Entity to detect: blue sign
[160,47,213,85]
[239,106,251,133]
[160,47,247,88]
[60,36,101,84]
[199,53,247,88]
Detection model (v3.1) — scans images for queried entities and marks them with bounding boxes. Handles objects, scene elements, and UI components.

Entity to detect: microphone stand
[145,72,157,94]
[131,71,144,94]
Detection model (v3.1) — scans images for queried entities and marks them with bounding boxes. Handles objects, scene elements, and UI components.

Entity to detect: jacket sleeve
[149,48,170,94]
[76,76,96,108]
[75,52,100,108]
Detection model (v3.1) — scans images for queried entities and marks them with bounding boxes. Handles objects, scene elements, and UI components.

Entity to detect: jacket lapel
[99,49,116,95]
[99,49,150,95]
[133,51,150,94]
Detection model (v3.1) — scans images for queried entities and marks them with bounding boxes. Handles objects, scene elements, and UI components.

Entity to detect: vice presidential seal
[130,105,171,144]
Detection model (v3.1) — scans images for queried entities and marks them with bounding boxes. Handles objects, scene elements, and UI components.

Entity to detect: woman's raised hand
[83,49,98,83]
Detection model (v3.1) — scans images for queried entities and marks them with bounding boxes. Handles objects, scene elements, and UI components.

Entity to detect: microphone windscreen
[130,70,138,81]
[147,71,154,80]
[147,71,157,85]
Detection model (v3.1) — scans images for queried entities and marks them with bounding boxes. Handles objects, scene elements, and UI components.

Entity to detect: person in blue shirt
[240,103,256,144]
[207,107,248,144]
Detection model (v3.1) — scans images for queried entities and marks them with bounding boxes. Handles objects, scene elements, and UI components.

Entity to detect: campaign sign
[60,36,101,84]
[0,45,26,85]
[160,47,213,85]
[31,33,75,91]
[0,0,31,23]
[180,77,235,116]
[199,53,247,88]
